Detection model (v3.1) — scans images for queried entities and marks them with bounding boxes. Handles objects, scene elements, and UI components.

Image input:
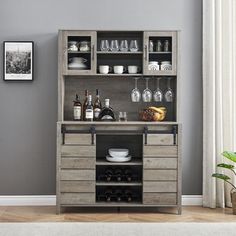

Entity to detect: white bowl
[106,155,131,162]
[108,148,129,158]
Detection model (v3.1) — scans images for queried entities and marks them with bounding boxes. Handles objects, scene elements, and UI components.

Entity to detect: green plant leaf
[222,151,236,163]
[217,163,235,170]
[212,173,231,181]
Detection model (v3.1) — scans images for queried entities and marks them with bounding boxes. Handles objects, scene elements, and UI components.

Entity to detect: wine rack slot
[96,166,142,183]
[96,186,142,203]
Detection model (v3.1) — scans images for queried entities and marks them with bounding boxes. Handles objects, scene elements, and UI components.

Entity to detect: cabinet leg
[177,206,182,215]
[56,205,61,214]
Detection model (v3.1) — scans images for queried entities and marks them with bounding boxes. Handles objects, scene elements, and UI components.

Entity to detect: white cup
[114,65,126,74]
[99,65,110,74]
[128,65,139,74]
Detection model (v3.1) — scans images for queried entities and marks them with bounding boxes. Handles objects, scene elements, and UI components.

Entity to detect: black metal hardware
[61,125,66,145]
[172,125,177,145]
[144,126,148,145]
[90,126,96,145]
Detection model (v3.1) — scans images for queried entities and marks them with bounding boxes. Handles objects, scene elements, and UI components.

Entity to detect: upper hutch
[57,30,181,214]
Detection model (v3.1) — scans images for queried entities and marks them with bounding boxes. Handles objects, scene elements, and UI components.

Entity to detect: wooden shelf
[96,182,142,186]
[149,51,172,54]
[59,121,178,125]
[94,202,143,206]
[97,51,143,55]
[68,51,91,54]
[96,160,143,166]
[63,72,176,76]
[95,73,143,77]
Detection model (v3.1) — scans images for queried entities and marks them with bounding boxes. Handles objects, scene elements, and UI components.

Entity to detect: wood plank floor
[0,206,236,222]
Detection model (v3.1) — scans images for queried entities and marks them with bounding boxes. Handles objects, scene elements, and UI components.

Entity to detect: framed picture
[3,41,34,81]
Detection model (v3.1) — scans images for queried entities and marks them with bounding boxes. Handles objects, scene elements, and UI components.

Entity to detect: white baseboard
[182,195,203,206]
[0,195,56,206]
[0,195,202,206]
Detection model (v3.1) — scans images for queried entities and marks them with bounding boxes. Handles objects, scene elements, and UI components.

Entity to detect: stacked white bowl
[106,148,131,162]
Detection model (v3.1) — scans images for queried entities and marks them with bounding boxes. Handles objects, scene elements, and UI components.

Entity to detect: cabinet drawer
[143,170,177,181]
[144,158,177,169]
[143,181,177,192]
[143,146,177,157]
[61,193,95,205]
[60,170,95,181]
[61,158,95,169]
[60,181,95,193]
[64,134,94,145]
[61,145,95,157]
[143,193,177,205]
[145,134,176,145]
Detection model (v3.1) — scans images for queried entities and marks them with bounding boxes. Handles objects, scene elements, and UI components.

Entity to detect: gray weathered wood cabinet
[57,30,181,214]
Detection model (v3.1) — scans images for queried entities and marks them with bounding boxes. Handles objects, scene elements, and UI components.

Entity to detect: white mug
[99,65,111,74]
[128,65,139,74]
[114,65,126,74]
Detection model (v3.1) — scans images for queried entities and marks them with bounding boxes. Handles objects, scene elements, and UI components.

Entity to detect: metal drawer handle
[90,126,96,145]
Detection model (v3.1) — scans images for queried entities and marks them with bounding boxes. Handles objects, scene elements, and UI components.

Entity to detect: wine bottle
[93,89,102,121]
[124,168,132,182]
[104,188,113,202]
[115,189,123,202]
[98,99,115,121]
[85,95,93,121]
[124,189,132,202]
[83,90,89,120]
[73,94,82,120]
[114,169,123,182]
[105,168,113,182]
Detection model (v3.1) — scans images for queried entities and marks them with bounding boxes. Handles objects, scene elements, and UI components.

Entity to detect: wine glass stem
[167,78,171,89]
[135,79,138,89]
[157,78,160,89]
[146,79,149,89]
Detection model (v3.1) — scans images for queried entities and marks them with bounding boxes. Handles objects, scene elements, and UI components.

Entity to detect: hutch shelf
[57,30,181,214]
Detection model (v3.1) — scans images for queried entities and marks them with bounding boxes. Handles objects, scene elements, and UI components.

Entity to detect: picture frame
[3,41,34,81]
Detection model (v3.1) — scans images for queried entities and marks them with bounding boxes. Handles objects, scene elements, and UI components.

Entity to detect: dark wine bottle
[93,89,102,121]
[83,90,89,120]
[115,189,123,202]
[85,95,93,121]
[104,188,113,202]
[73,94,82,121]
[124,168,132,182]
[114,169,123,182]
[124,189,132,202]
[98,99,115,121]
[105,168,113,182]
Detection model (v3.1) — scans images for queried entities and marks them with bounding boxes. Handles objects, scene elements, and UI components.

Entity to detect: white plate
[106,155,131,162]
[108,148,129,158]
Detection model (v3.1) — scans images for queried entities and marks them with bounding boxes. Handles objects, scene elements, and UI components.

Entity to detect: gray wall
[0,0,202,195]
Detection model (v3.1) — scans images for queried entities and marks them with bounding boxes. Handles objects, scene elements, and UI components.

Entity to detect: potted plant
[212,151,236,214]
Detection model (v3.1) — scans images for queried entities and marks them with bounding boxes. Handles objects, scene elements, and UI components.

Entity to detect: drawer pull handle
[173,126,177,145]
[90,126,96,145]
[144,126,148,145]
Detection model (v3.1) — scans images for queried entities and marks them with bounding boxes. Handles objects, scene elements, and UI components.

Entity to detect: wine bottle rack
[96,166,142,183]
[96,186,142,203]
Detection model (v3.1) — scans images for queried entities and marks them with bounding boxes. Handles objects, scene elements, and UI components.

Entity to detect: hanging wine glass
[153,77,163,102]
[165,77,174,102]
[131,77,141,102]
[142,77,152,102]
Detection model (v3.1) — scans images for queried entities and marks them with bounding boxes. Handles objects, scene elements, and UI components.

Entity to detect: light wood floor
[0,206,236,222]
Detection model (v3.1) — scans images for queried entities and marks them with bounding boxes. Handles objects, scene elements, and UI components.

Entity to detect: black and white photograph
[3,41,34,81]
